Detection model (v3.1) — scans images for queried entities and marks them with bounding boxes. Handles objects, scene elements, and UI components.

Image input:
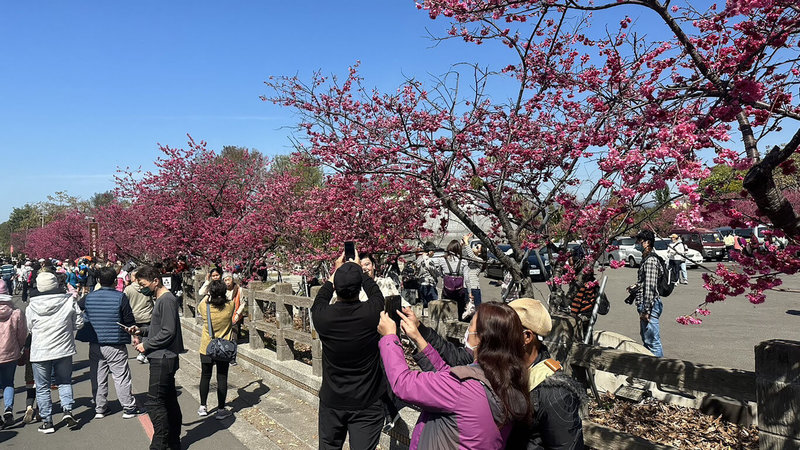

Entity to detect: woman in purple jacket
[378,302,530,449]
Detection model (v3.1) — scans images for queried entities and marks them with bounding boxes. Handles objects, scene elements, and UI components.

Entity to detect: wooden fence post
[755,339,800,449]
[275,283,294,361]
[309,285,323,377]
[248,287,265,350]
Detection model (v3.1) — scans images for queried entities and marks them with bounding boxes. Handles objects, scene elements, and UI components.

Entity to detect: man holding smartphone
[311,248,387,450]
[79,266,140,419]
[126,265,184,450]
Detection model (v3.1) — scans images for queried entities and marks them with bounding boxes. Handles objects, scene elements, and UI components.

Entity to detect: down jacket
[380,334,518,449]
[26,292,83,363]
[0,294,27,363]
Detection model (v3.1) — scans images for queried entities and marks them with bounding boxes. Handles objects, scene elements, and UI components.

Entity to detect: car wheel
[628,256,637,268]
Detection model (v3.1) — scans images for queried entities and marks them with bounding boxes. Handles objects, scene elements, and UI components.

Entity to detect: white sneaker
[197,405,208,417]
[215,408,232,420]
[461,301,476,320]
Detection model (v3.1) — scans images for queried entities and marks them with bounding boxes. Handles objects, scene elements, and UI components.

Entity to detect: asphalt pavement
[0,295,248,450]
[481,261,800,371]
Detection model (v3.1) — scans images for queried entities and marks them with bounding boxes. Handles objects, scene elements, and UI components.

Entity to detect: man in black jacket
[407,298,584,449]
[127,265,184,450]
[311,254,386,450]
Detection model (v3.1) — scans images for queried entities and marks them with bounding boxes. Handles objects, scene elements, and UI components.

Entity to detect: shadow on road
[786,310,800,316]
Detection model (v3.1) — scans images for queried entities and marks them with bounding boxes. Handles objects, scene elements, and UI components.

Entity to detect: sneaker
[62,410,78,428]
[3,408,12,426]
[24,406,36,424]
[229,360,238,366]
[32,410,42,423]
[461,302,476,320]
[94,411,106,419]
[122,408,141,419]
[214,408,232,420]
[197,405,208,417]
[38,421,55,434]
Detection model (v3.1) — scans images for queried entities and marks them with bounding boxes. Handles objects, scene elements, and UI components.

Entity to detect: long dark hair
[475,302,532,424]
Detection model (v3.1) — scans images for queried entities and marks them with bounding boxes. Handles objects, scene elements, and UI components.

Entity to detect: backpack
[442,257,466,300]
[647,253,677,298]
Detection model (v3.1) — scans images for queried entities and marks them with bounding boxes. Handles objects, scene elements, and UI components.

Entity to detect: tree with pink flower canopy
[266,0,800,318]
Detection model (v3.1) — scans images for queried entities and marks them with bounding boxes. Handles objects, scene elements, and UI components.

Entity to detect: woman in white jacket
[26,272,83,434]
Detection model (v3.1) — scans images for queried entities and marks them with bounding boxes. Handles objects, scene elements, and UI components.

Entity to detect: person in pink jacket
[0,279,28,428]
[378,302,530,449]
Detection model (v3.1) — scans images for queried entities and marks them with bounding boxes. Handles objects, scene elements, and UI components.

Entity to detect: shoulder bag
[205,302,237,362]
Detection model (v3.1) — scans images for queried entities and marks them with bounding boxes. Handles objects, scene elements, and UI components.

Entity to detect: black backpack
[647,253,677,298]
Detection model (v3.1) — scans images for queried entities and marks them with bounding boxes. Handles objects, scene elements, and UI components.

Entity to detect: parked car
[652,239,704,268]
[733,225,788,249]
[670,228,726,261]
[485,245,551,281]
[600,237,642,267]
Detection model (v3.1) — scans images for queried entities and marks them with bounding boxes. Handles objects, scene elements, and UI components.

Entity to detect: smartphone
[344,241,356,261]
[385,295,402,331]
[116,322,129,329]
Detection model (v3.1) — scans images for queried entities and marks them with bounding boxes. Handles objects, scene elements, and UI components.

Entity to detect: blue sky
[2,1,793,223]
[1,1,504,220]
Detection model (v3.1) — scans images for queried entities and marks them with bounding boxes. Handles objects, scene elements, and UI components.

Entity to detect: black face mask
[635,243,644,252]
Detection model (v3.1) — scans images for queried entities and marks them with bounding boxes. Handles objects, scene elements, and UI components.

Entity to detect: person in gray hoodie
[26,272,83,434]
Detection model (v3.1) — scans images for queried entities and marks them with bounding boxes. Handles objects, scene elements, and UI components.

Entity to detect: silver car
[603,237,642,267]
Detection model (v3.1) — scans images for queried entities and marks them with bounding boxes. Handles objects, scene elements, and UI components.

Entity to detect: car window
[619,238,636,246]
[654,240,669,250]
[734,228,752,237]
[702,233,722,243]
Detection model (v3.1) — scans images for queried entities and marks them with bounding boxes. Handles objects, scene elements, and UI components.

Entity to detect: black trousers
[199,354,229,409]
[318,398,384,450]
[146,355,182,450]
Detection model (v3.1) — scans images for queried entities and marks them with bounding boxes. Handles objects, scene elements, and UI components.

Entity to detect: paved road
[479,262,800,371]
[1,296,247,450]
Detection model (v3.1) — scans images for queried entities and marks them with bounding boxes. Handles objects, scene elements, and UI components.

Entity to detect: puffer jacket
[380,335,517,449]
[26,292,84,362]
[81,287,135,345]
[0,295,27,363]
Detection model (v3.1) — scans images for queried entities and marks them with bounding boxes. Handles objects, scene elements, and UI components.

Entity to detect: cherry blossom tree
[25,210,90,260]
[267,0,799,311]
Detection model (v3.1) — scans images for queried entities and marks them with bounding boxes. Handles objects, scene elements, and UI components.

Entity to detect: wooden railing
[182,279,798,449]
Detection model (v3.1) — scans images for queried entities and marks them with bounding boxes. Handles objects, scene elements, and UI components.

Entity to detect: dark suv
[485,245,551,282]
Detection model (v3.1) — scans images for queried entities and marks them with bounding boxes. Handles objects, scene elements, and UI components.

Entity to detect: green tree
[271,153,324,194]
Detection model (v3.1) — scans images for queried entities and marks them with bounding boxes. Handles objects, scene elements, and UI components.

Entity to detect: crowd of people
[312,246,586,450]
[0,235,591,450]
[0,254,247,450]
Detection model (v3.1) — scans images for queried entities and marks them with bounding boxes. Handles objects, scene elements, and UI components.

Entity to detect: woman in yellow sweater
[197,280,235,419]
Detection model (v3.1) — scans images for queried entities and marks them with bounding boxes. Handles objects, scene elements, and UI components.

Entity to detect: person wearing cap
[667,234,689,284]
[26,272,84,434]
[0,279,27,428]
[377,302,531,449]
[628,229,664,357]
[311,251,387,450]
[402,299,585,449]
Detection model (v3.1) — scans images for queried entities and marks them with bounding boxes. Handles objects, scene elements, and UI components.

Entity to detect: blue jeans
[32,356,74,422]
[638,299,663,357]
[471,289,482,308]
[417,284,438,307]
[0,361,16,411]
